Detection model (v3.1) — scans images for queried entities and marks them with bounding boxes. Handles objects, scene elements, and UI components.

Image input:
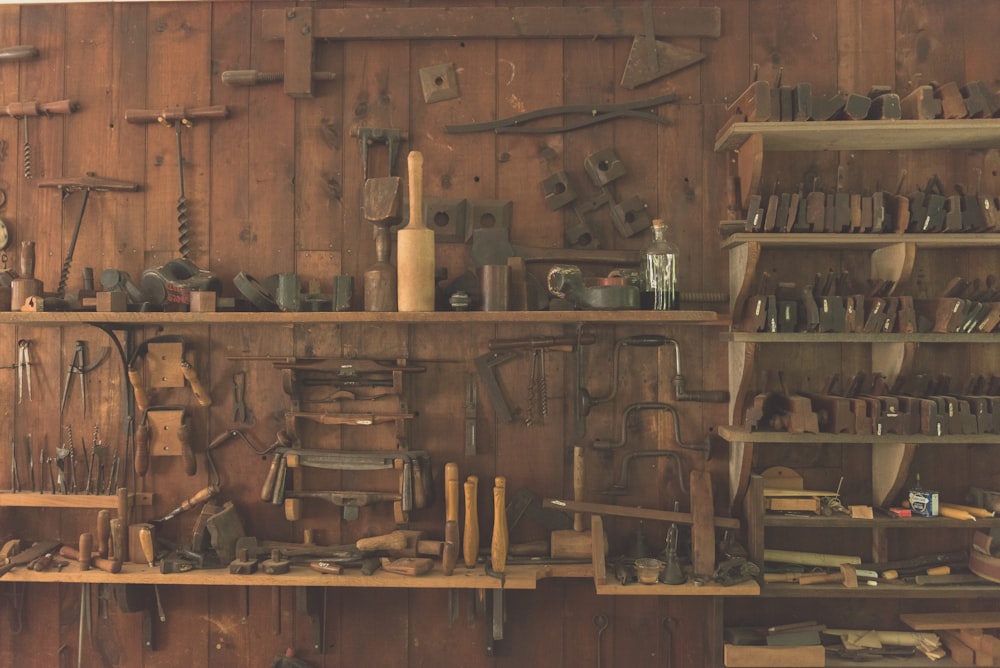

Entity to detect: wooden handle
[284,497,301,522]
[396,150,435,311]
[96,510,111,559]
[407,151,425,230]
[177,418,197,476]
[116,487,130,523]
[260,452,283,501]
[573,446,584,532]
[444,462,459,523]
[134,419,150,476]
[181,361,213,407]
[59,545,123,574]
[129,369,150,413]
[356,531,409,552]
[138,526,154,566]
[19,241,34,278]
[491,476,508,573]
[178,485,218,513]
[78,533,93,570]
[109,518,124,562]
[463,476,479,568]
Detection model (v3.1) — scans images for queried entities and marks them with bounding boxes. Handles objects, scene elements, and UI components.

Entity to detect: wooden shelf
[718,426,1000,445]
[595,577,759,596]
[726,332,1000,343]
[763,515,1000,529]
[714,119,1000,152]
[0,561,585,589]
[0,492,152,508]
[721,232,1000,250]
[761,581,1000,600]
[0,309,726,327]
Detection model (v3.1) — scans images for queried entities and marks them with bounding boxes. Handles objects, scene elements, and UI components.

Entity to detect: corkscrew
[0,100,80,181]
[124,105,229,260]
[38,173,141,298]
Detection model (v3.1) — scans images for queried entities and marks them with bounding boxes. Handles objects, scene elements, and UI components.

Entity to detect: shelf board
[714,119,1000,152]
[718,426,1000,445]
[763,515,1000,529]
[0,561,586,588]
[0,309,726,327]
[726,332,1000,343]
[0,492,152,508]
[721,232,1000,250]
[595,577,759,597]
[761,581,1000,600]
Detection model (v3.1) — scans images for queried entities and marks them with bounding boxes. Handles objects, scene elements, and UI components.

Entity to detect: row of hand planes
[748,372,1000,437]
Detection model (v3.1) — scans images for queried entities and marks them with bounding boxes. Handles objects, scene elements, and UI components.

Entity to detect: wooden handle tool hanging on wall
[396,150,435,312]
[463,475,479,568]
[491,476,508,573]
[442,462,460,575]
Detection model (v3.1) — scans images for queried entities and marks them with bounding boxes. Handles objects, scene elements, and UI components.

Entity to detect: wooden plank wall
[0,1,996,666]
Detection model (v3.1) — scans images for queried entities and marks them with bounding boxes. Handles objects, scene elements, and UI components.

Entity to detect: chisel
[442,462,459,576]
[463,476,479,568]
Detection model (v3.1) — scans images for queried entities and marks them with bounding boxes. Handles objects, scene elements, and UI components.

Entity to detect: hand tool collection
[745,370,1000,437]
[740,269,1000,335]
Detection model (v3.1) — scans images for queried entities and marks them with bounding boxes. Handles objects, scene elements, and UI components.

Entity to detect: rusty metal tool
[60,340,109,415]
[362,176,401,312]
[0,540,61,577]
[125,106,229,259]
[604,450,687,496]
[38,174,140,298]
[0,45,38,62]
[592,401,712,458]
[232,371,248,424]
[620,2,706,89]
[16,339,31,403]
[152,485,219,524]
[283,490,403,521]
[9,437,19,492]
[2,100,79,179]
[475,350,519,423]
[594,613,609,668]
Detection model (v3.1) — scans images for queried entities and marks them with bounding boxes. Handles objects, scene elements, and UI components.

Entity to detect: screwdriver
[152,485,219,524]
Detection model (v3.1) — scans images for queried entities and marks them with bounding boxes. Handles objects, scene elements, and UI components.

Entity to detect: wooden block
[936,81,969,119]
[96,291,128,312]
[941,631,976,665]
[901,611,1000,630]
[146,342,185,388]
[723,644,824,667]
[849,505,874,519]
[765,497,820,513]
[901,85,943,119]
[189,291,217,312]
[690,469,715,577]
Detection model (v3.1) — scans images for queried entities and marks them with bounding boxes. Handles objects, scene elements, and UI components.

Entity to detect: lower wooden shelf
[761,582,1000,599]
[0,561,588,589]
[0,492,152,508]
[596,578,759,596]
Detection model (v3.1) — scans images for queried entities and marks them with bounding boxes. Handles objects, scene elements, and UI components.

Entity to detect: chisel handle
[109,518,124,562]
[78,533,93,571]
[0,45,38,62]
[491,476,508,573]
[96,510,111,559]
[445,462,459,523]
[463,476,479,568]
[176,417,197,476]
[138,525,155,567]
[573,446,584,532]
[59,545,122,574]
[134,419,150,476]
[125,105,230,124]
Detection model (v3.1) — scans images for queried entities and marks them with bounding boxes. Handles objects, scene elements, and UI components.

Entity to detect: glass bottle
[640,218,679,310]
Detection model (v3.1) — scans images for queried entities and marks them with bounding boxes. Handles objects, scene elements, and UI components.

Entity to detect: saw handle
[181,361,212,407]
[129,367,150,413]
[134,420,150,477]
[177,417,197,476]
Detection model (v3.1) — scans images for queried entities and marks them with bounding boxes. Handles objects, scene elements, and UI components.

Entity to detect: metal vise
[141,258,222,307]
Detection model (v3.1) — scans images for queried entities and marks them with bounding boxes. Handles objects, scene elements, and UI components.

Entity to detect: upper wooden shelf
[714,119,1000,152]
[0,310,726,327]
[721,232,1000,251]
[726,332,1000,343]
[761,581,1000,600]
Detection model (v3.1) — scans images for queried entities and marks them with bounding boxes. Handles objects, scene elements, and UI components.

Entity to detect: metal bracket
[424,197,466,242]
[351,127,407,179]
[474,351,519,423]
[465,199,513,242]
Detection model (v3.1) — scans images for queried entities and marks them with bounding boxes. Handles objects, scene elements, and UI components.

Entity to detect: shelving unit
[717,118,1000,667]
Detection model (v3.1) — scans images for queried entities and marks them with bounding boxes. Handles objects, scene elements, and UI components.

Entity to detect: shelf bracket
[735,133,763,211]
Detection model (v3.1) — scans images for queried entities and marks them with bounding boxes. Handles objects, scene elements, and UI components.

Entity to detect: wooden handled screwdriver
[491,476,508,573]
[442,462,459,575]
[463,475,479,568]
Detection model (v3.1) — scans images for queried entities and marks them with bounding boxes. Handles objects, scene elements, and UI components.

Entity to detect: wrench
[593,613,609,668]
